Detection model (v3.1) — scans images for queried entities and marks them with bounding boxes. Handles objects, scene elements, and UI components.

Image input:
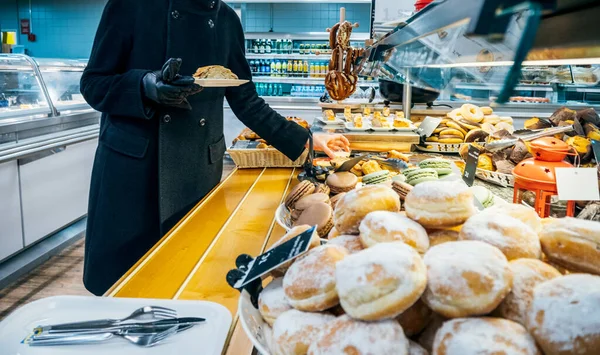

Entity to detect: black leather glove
[143,58,202,110]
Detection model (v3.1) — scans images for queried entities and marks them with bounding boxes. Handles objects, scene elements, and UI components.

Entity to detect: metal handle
[41,319,117,333]
[0,132,98,164]
[28,333,113,347]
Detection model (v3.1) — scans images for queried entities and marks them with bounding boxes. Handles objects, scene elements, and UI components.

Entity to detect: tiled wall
[243,3,371,33]
[1,0,371,58]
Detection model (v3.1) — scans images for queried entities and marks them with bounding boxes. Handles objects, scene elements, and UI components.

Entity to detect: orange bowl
[512,157,574,191]
[529,137,570,162]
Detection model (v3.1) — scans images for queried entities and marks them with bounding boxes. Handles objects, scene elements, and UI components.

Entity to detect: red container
[415,0,434,11]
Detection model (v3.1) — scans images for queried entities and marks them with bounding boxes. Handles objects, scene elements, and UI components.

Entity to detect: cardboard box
[1,44,13,53]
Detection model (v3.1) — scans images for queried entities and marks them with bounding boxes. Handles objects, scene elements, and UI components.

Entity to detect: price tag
[555,168,600,201]
[234,226,317,288]
[232,140,258,149]
[462,145,481,187]
[415,116,443,138]
[591,139,600,164]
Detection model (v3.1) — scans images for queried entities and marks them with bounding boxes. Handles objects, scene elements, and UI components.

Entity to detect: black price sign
[415,116,443,138]
[234,226,317,288]
[592,140,600,165]
[462,144,481,187]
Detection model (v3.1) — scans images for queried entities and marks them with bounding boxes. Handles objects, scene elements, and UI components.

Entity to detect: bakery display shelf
[244,32,370,41]
[455,83,600,93]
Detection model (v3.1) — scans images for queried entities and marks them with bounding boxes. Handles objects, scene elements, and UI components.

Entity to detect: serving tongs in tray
[485,125,575,152]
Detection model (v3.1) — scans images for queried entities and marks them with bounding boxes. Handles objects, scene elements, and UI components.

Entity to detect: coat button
[163,115,171,123]
[208,19,214,28]
[210,1,216,8]
[199,118,206,127]
[171,10,180,19]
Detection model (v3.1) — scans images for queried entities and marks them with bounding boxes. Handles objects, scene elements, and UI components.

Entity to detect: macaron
[362,170,391,185]
[294,193,331,211]
[314,183,331,195]
[326,172,358,195]
[392,180,413,201]
[404,168,439,186]
[285,180,315,209]
[418,158,453,176]
[330,192,347,209]
[471,186,495,208]
[293,202,334,237]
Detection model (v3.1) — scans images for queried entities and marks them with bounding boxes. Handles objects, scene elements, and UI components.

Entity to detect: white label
[555,168,600,201]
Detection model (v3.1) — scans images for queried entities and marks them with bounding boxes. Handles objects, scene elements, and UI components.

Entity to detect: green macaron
[363,170,391,185]
[418,158,453,176]
[404,168,439,186]
[471,186,495,208]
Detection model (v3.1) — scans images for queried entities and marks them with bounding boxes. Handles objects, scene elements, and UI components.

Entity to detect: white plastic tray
[275,204,293,231]
[476,168,515,187]
[416,142,465,153]
[238,290,272,355]
[0,296,232,355]
[194,78,248,87]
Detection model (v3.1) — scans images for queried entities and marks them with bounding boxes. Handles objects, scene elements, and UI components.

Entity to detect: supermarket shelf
[228,0,370,3]
[455,84,554,92]
[244,32,370,41]
[246,53,331,60]
[252,76,378,86]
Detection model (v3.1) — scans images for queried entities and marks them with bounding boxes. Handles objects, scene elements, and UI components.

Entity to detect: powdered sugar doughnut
[335,242,427,321]
[396,299,433,337]
[409,340,429,355]
[272,309,335,355]
[459,213,541,260]
[259,278,293,326]
[495,259,560,326]
[327,234,364,253]
[433,317,540,355]
[308,315,409,355]
[422,241,512,318]
[270,225,321,277]
[427,229,459,247]
[484,203,542,233]
[359,211,429,253]
[526,274,600,355]
[283,244,348,312]
[405,181,476,229]
[334,185,401,235]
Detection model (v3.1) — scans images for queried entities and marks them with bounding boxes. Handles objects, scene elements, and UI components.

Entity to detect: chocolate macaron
[294,202,334,237]
[292,193,331,223]
[392,180,413,201]
[326,172,358,195]
[285,180,315,209]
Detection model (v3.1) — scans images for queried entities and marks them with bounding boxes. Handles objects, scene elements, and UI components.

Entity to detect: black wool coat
[80,0,309,295]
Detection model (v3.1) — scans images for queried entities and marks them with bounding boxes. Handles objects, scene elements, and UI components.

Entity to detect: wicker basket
[228,147,308,168]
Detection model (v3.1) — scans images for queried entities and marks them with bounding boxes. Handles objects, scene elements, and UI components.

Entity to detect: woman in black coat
[81,0,349,295]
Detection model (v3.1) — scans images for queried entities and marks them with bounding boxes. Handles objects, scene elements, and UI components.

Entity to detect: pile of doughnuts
[423,104,514,145]
[255,179,600,355]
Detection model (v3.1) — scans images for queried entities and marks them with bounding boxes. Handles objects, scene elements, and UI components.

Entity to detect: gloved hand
[142,58,202,110]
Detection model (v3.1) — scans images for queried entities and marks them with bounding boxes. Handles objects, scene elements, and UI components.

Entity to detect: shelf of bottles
[247,38,376,98]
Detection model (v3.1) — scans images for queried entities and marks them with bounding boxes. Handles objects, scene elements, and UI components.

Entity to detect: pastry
[439,128,465,140]
[293,193,330,216]
[329,192,346,209]
[371,115,383,128]
[353,114,364,128]
[362,170,391,185]
[418,159,453,176]
[482,114,502,125]
[477,154,494,171]
[427,229,460,247]
[396,111,405,119]
[327,227,341,239]
[539,217,600,274]
[495,259,560,326]
[481,106,493,115]
[335,242,427,320]
[495,160,516,174]
[404,168,439,186]
[308,315,409,355]
[361,160,382,175]
[313,183,330,195]
[484,203,542,233]
[387,150,410,162]
[259,278,293,326]
[359,211,429,253]
[405,181,476,229]
[471,186,494,208]
[526,274,600,355]
[283,244,349,311]
[395,118,413,128]
[294,202,334,237]
[495,121,515,134]
[445,121,468,136]
[363,106,371,116]
[396,299,433,337]
[392,180,413,201]
[272,309,335,355]
[334,185,401,235]
[447,108,462,121]
[459,213,541,260]
[383,106,391,117]
[464,129,489,143]
[193,65,238,79]
[323,110,335,121]
[438,137,464,144]
[326,172,358,195]
[269,225,321,276]
[524,117,552,130]
[285,180,315,209]
[344,106,352,120]
[460,104,484,123]
[422,241,512,318]
[409,340,428,355]
[327,234,364,254]
[433,317,540,355]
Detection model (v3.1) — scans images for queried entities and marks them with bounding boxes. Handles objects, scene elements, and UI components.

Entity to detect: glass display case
[34,58,89,114]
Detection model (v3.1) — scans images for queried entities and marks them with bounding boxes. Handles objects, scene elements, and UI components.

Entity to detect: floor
[0,160,236,321]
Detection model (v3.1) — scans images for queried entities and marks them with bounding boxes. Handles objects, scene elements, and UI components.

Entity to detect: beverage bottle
[280,60,286,76]
[275,39,281,53]
[265,60,271,76]
[303,60,309,78]
[292,60,298,76]
[299,44,305,55]
[271,60,277,76]
[278,84,283,96]
[275,60,281,76]
[320,62,326,77]
[265,39,272,54]
[309,63,315,78]
[259,39,265,54]
[267,83,273,96]
[287,60,293,75]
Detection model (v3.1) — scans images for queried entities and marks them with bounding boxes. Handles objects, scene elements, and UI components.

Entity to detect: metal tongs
[485,125,575,152]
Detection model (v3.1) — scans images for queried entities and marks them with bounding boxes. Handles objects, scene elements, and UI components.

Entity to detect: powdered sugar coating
[526,274,600,354]
[259,278,293,326]
[407,180,470,200]
[327,234,364,254]
[422,241,512,318]
[272,309,335,355]
[495,259,560,326]
[484,203,542,233]
[433,317,540,355]
[359,211,429,253]
[409,340,429,355]
[335,242,427,320]
[459,213,541,260]
[308,315,409,355]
